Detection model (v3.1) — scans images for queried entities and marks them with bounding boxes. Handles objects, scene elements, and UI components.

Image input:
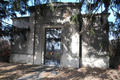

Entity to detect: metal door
[45,28,61,66]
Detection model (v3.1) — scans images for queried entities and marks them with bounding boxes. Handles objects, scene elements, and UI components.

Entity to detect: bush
[109,38,120,69]
[0,39,10,62]
[0,39,10,50]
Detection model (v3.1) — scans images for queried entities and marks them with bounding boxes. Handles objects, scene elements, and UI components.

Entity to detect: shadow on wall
[10,4,79,65]
[35,5,80,67]
[10,5,109,68]
[11,27,30,54]
[10,25,36,64]
[61,22,79,68]
[60,14,109,68]
[81,14,109,68]
[82,15,109,58]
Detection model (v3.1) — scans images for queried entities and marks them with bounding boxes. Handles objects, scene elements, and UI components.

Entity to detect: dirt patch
[0,62,39,80]
[44,67,120,80]
[0,62,120,80]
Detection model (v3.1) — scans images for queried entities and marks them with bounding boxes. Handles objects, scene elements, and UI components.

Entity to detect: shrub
[109,38,120,69]
[0,40,10,50]
[0,39,10,62]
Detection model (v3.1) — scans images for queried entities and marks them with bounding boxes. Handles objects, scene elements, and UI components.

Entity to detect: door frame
[42,25,63,66]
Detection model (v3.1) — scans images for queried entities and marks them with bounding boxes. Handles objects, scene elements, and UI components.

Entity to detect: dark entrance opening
[44,28,61,66]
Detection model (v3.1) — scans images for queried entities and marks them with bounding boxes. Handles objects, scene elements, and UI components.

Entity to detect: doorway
[44,28,61,66]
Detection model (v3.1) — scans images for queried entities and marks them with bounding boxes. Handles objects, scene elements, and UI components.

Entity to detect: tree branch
[0,4,29,27]
[110,6,117,17]
[53,0,61,15]
[79,1,103,35]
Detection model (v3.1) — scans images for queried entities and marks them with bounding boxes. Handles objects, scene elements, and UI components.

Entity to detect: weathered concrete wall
[12,17,29,28]
[10,3,80,67]
[10,3,109,68]
[61,23,79,68]
[10,14,35,64]
[81,14,109,68]
[34,5,80,68]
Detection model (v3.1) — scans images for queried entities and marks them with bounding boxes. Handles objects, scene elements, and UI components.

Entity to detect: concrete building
[10,3,110,68]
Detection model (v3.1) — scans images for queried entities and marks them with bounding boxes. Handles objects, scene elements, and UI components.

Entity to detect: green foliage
[35,4,47,17]
[49,3,54,12]
[83,13,96,22]
[70,14,79,25]
[84,13,92,20]
[29,2,54,18]
[11,0,29,15]
[0,0,11,37]
[0,0,119,39]
[0,0,9,19]
[91,27,95,36]
[0,0,30,38]
[71,14,78,21]
[99,43,102,49]
[70,14,83,25]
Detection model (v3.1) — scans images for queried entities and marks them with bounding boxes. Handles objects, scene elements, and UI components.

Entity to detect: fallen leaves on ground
[0,62,39,80]
[44,67,120,80]
[0,62,120,80]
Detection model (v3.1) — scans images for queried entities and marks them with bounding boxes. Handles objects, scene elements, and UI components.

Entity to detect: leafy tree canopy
[0,0,120,39]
